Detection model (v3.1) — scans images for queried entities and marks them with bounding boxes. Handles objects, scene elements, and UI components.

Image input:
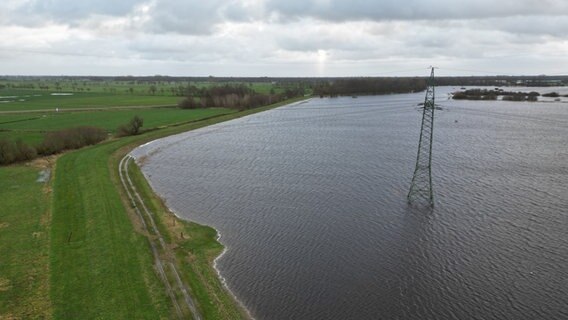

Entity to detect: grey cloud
[278,37,366,53]
[265,0,568,21]
[277,31,375,52]
[1,0,568,76]
[146,0,226,34]
[481,16,568,38]
[5,0,255,35]
[144,0,261,35]
[125,29,265,63]
[18,0,144,22]
[5,1,568,37]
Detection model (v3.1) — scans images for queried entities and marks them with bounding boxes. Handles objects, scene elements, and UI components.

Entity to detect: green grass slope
[51,143,171,319]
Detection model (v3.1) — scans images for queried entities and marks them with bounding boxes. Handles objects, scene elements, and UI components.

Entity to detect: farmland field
[0,89,181,111]
[0,79,292,112]
[0,108,234,144]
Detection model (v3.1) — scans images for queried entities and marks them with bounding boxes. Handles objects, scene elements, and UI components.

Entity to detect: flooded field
[133,87,568,319]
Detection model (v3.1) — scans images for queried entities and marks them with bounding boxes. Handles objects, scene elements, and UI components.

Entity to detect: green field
[0,108,232,132]
[0,131,44,145]
[0,78,282,146]
[0,89,182,111]
[0,79,295,112]
[0,94,307,319]
[0,108,234,145]
[0,164,52,319]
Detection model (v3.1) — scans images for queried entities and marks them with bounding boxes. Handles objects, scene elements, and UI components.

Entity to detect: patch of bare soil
[0,278,12,292]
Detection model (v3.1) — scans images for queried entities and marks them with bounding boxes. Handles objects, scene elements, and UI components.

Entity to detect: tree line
[312,78,427,97]
[0,117,143,166]
[0,127,107,165]
[178,84,305,110]
[452,89,540,101]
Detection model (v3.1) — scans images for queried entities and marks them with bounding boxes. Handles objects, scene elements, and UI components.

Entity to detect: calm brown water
[132,87,568,320]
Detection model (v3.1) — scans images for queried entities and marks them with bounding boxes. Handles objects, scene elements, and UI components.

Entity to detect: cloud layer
[1,0,568,76]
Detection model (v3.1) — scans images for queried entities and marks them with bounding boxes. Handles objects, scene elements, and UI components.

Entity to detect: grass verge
[126,159,247,319]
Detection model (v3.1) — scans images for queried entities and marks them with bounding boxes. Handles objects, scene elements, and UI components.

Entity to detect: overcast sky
[1,0,568,77]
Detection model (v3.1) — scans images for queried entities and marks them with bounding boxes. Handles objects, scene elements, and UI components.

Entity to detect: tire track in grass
[119,155,201,320]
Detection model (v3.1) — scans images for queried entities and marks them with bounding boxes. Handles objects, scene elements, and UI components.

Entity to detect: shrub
[542,92,560,97]
[1,127,106,165]
[452,92,468,100]
[481,94,498,100]
[15,139,37,161]
[178,97,200,109]
[0,139,17,165]
[37,126,107,155]
[527,95,538,102]
[117,116,144,137]
[0,139,38,165]
[502,94,526,101]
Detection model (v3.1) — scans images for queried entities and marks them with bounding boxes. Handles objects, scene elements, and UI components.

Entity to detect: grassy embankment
[0,97,306,319]
[1,108,236,319]
[125,158,244,319]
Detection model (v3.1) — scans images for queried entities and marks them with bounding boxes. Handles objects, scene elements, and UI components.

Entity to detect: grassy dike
[48,97,308,319]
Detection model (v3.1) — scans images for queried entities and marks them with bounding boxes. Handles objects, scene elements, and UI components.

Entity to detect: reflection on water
[132,88,568,320]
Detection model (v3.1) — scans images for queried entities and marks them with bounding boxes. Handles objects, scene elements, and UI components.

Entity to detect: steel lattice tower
[408,67,436,207]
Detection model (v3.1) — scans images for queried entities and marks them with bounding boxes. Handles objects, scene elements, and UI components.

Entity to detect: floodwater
[132,87,568,320]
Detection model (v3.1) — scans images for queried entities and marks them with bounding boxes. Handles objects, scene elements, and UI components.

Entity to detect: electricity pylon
[408,67,436,207]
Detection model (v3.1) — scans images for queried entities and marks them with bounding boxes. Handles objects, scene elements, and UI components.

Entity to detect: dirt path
[119,155,201,320]
[0,104,175,114]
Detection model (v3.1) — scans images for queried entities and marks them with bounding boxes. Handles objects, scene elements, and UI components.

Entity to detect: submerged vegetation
[541,91,568,98]
[452,89,540,101]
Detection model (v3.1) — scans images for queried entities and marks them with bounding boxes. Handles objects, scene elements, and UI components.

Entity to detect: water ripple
[133,90,568,320]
